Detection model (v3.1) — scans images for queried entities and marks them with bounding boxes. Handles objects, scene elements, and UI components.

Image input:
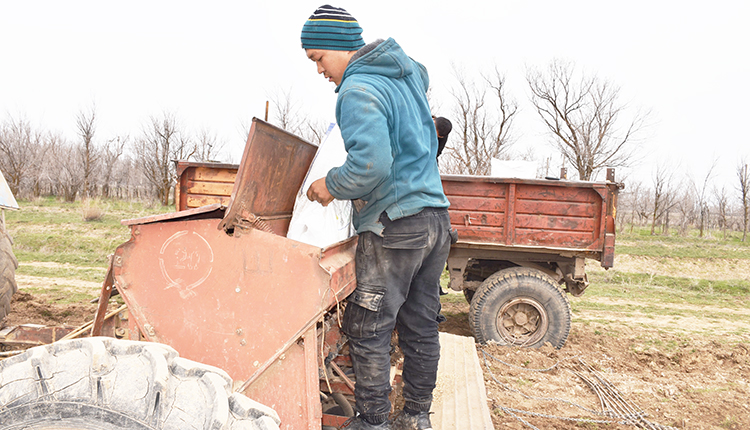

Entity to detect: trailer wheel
[469,267,571,348]
[0,337,280,430]
[0,228,18,322]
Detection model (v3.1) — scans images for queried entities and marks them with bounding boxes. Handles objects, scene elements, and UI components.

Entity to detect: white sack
[287,123,355,248]
[490,159,538,179]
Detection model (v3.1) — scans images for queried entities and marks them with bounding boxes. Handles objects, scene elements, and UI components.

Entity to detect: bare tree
[527,59,649,180]
[0,116,48,197]
[134,113,196,206]
[443,64,517,175]
[738,159,749,242]
[618,180,643,233]
[301,119,332,146]
[268,88,304,135]
[713,185,730,240]
[266,88,330,146]
[195,128,227,162]
[650,164,679,235]
[100,136,127,198]
[50,135,83,202]
[75,106,99,198]
[688,161,717,238]
[675,186,696,236]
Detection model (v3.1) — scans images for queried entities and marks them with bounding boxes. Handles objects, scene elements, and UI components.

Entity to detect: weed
[720,416,738,429]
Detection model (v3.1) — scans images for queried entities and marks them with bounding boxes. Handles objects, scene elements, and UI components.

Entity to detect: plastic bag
[287,123,355,248]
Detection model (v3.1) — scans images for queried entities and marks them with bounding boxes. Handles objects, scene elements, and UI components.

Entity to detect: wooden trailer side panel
[175,161,238,212]
[442,177,608,253]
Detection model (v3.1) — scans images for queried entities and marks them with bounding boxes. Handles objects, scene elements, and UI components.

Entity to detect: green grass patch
[5,197,173,268]
[616,227,750,259]
[586,270,750,306]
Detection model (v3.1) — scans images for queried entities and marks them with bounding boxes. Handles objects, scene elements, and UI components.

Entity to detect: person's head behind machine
[301,5,365,86]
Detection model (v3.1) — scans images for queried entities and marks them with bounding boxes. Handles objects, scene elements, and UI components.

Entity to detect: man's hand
[306,177,335,207]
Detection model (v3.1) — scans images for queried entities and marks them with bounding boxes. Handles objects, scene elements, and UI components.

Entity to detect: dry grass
[80,200,105,222]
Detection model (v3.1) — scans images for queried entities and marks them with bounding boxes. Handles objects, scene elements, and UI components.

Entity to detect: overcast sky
[1,0,748,191]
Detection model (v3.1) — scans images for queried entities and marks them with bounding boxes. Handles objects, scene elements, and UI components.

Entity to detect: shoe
[341,415,390,429]
[391,411,433,430]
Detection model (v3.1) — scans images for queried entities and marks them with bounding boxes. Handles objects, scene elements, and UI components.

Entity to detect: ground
[2,260,749,430]
[439,295,749,430]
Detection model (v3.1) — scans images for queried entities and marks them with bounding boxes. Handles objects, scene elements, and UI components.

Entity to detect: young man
[301,5,452,430]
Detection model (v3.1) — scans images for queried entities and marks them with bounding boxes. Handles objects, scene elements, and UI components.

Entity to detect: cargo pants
[342,207,452,424]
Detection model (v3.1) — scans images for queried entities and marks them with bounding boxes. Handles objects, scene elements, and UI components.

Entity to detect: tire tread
[469,267,571,348]
[0,337,280,430]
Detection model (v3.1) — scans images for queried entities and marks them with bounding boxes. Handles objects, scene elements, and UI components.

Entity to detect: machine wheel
[0,228,18,322]
[0,337,280,430]
[469,267,571,348]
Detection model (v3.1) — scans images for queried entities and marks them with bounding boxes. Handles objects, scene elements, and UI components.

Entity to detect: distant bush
[81,200,105,222]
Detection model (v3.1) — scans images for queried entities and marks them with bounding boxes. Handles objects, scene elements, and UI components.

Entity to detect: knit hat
[301,5,365,51]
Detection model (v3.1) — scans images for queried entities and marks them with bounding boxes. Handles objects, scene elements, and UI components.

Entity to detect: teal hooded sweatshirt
[325,38,450,235]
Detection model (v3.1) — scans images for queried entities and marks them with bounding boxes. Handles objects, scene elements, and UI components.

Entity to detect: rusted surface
[122,203,225,226]
[175,161,238,212]
[441,175,620,266]
[112,217,356,429]
[91,263,114,336]
[219,119,317,235]
[0,324,75,349]
[109,118,363,429]
[240,326,323,430]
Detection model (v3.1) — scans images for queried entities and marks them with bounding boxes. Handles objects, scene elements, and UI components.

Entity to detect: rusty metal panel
[241,326,322,430]
[220,119,317,234]
[0,324,75,348]
[121,204,224,226]
[112,216,357,392]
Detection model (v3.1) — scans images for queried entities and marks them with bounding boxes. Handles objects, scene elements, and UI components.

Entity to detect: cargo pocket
[343,287,385,339]
[382,232,427,250]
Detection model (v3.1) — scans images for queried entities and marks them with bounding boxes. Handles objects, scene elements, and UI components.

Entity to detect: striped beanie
[301,5,365,51]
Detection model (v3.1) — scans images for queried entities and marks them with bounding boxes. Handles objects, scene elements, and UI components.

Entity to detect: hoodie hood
[336,38,427,92]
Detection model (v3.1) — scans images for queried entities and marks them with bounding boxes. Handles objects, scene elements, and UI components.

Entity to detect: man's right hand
[307,177,335,207]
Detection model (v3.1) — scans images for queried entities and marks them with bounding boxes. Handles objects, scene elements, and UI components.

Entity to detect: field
[3,198,750,429]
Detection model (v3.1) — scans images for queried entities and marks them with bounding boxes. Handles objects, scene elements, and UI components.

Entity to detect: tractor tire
[469,267,571,349]
[0,228,18,322]
[0,337,280,430]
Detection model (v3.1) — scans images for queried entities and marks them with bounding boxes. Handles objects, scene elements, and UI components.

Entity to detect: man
[301,5,452,430]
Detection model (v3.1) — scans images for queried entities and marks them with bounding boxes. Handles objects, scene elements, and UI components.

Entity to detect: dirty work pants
[342,207,452,424]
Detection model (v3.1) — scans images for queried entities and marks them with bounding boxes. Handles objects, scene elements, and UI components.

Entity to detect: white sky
[1,0,748,191]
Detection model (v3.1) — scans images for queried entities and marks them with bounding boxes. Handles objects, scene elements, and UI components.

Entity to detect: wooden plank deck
[431,332,494,429]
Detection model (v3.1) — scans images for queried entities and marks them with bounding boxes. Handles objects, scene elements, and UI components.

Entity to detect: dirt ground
[3,290,97,327]
[439,297,750,430]
[3,269,749,430]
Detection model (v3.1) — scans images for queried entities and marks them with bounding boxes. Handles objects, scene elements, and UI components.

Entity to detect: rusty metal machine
[92,119,360,429]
